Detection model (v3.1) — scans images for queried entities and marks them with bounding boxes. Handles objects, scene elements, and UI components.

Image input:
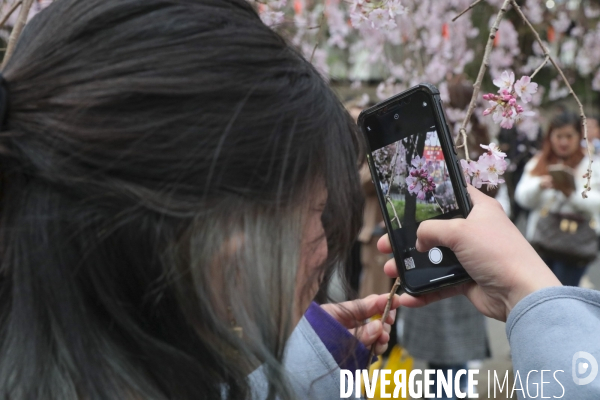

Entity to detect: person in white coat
[515,111,600,286]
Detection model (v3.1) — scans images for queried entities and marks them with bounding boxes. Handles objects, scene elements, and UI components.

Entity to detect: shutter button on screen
[428,247,443,264]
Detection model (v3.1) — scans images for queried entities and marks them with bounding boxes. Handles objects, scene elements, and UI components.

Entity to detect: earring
[227,306,243,338]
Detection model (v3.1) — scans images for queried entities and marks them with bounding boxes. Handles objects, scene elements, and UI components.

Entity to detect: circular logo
[573,351,598,385]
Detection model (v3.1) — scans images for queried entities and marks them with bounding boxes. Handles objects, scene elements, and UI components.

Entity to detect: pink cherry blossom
[497,107,516,129]
[405,175,423,196]
[482,73,537,129]
[468,161,486,189]
[349,0,404,32]
[406,156,436,200]
[514,76,538,104]
[552,12,571,34]
[368,9,388,29]
[492,70,515,92]
[480,143,507,160]
[387,0,405,18]
[523,0,543,24]
[478,153,507,188]
[349,11,368,29]
[260,10,284,27]
[491,105,514,129]
[460,159,472,179]
[460,143,508,189]
[268,0,287,9]
[411,155,426,170]
[326,0,350,49]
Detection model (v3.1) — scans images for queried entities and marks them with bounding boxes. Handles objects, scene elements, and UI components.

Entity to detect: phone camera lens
[422,102,428,107]
[394,113,399,120]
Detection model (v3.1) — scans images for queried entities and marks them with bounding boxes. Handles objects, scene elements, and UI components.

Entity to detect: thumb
[358,319,383,348]
[467,184,493,205]
[416,218,466,252]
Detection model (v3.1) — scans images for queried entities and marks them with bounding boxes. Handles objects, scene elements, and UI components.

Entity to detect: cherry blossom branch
[455,131,470,158]
[367,277,401,367]
[454,0,511,161]
[385,196,401,228]
[2,0,33,68]
[309,11,325,64]
[0,0,22,30]
[509,0,592,198]
[452,0,484,22]
[386,146,402,197]
[529,55,549,80]
[433,197,444,213]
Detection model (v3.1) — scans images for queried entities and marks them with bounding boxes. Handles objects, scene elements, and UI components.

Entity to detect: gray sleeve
[506,286,600,399]
[249,316,358,399]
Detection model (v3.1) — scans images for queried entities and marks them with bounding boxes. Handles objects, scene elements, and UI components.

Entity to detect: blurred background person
[498,125,543,222]
[516,110,600,286]
[583,114,600,156]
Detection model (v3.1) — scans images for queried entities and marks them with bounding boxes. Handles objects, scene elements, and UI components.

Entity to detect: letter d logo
[572,351,598,385]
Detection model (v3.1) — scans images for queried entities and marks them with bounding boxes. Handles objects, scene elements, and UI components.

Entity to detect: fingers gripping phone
[358,84,473,296]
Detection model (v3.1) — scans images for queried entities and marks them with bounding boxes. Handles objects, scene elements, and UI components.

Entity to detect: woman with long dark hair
[8,1,600,399]
[0,1,402,398]
[515,111,600,286]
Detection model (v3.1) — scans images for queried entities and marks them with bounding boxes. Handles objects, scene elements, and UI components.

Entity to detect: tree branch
[529,55,549,80]
[455,130,469,151]
[367,277,401,367]
[0,0,22,31]
[455,0,511,161]
[2,0,33,68]
[386,144,403,197]
[386,196,401,228]
[452,0,484,22]
[309,11,325,63]
[510,0,593,197]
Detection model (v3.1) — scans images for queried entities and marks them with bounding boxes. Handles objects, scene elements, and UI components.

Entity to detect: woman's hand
[321,294,400,356]
[539,175,554,189]
[378,185,561,322]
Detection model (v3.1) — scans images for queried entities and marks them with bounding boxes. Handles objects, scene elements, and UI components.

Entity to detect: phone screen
[362,90,469,292]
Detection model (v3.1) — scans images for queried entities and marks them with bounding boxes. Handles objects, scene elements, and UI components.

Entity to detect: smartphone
[358,84,473,296]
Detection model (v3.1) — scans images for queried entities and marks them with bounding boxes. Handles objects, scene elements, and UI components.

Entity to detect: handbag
[531,199,598,266]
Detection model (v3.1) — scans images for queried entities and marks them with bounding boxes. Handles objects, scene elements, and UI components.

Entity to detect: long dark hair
[530,111,584,176]
[0,0,363,398]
